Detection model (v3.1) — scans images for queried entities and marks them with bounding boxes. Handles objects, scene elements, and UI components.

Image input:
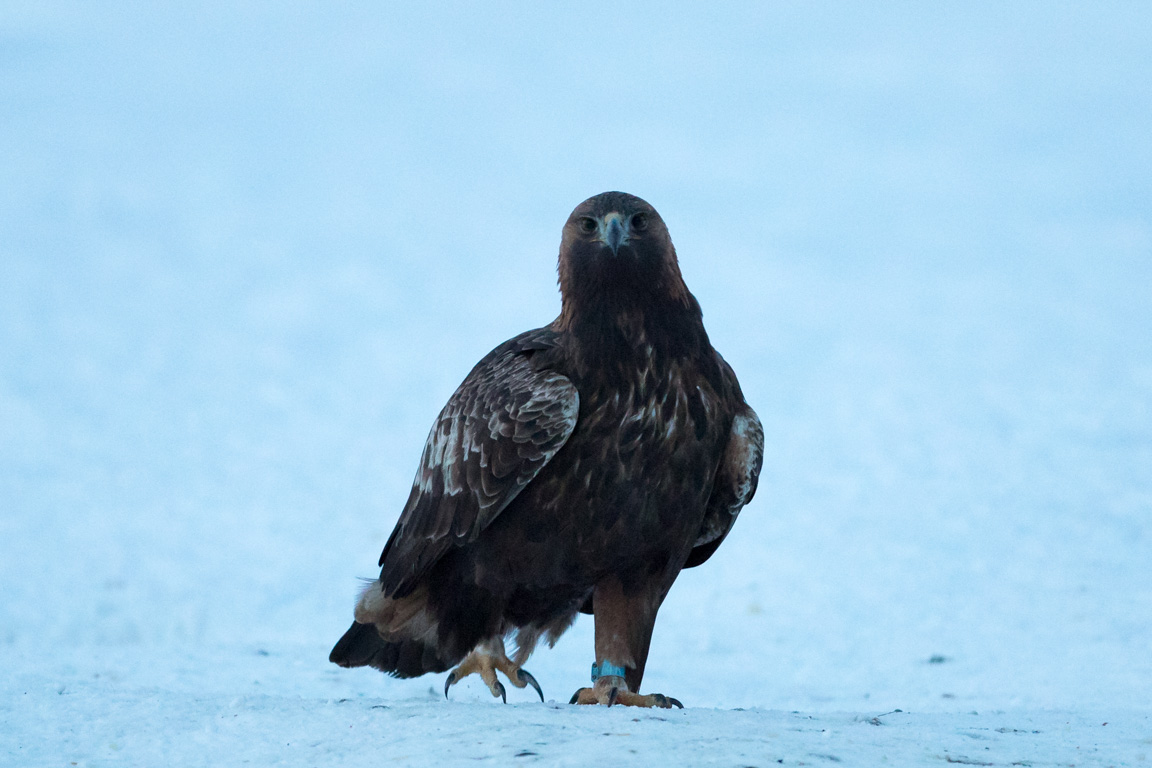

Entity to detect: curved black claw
[444,672,456,699]
[496,680,507,704]
[569,690,581,705]
[606,687,619,707]
[652,693,684,709]
[669,697,684,709]
[517,668,544,702]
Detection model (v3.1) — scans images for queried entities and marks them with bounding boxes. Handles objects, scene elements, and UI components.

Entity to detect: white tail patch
[353,579,389,623]
[354,580,439,642]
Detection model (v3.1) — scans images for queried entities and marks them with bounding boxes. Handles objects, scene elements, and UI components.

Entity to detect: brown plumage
[330,191,763,707]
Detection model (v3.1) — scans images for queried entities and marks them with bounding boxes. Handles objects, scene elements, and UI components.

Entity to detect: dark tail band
[329,621,454,678]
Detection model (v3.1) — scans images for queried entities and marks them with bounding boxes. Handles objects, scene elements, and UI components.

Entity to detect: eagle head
[557,192,690,324]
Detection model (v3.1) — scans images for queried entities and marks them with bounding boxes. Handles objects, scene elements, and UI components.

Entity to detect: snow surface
[2,1,1151,765]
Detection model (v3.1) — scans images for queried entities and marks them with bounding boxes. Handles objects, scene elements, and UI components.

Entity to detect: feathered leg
[569,576,682,708]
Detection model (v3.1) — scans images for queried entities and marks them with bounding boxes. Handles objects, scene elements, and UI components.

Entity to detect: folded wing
[377,333,579,598]
[683,355,764,569]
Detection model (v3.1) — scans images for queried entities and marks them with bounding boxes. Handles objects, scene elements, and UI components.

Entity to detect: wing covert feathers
[377,333,579,598]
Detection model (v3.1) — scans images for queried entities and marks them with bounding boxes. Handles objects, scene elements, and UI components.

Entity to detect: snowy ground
[2,2,1151,766]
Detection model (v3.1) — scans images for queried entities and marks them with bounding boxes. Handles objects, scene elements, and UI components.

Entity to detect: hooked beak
[598,212,628,256]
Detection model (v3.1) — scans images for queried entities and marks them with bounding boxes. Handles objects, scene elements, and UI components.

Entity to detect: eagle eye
[631,213,648,231]
[578,217,597,234]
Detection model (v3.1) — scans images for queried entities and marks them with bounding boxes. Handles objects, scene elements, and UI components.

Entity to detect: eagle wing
[683,357,764,569]
[377,331,579,598]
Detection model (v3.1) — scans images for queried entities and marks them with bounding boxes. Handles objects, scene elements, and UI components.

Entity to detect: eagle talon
[651,693,683,708]
[443,639,543,703]
[518,668,544,701]
[569,681,682,708]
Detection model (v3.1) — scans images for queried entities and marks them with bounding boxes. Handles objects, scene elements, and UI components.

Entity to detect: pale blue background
[1,3,1150,762]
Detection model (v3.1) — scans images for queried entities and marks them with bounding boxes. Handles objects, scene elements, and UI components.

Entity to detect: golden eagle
[330,192,763,708]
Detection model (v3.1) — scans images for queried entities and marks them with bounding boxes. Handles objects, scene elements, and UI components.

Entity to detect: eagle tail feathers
[328,621,453,677]
[329,578,458,677]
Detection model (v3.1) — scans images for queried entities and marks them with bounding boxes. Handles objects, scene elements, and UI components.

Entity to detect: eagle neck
[557,287,709,382]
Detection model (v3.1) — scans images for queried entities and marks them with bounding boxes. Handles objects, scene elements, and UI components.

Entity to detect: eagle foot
[443,640,544,703]
[568,676,683,709]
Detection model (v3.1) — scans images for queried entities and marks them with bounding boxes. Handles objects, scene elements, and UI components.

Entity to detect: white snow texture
[1,2,1150,766]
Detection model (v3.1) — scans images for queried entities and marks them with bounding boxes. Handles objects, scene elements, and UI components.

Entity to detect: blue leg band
[591,661,627,682]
